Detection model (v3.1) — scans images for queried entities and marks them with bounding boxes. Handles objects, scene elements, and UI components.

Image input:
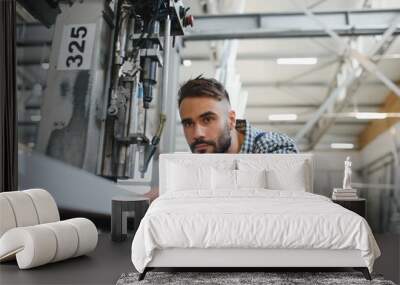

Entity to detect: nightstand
[111,196,149,242]
[332,198,366,218]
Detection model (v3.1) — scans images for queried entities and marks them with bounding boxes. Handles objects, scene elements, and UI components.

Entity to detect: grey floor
[1,232,399,285]
[373,233,400,284]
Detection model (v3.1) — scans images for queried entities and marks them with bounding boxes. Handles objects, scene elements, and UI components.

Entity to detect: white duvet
[131,190,380,273]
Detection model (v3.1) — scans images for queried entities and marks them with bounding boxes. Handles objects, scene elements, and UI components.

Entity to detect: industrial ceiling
[15,0,400,153]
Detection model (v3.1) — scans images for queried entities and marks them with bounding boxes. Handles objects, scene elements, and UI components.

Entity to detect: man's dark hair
[178,75,230,107]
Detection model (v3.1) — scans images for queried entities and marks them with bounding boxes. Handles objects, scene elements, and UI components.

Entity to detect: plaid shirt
[237,119,299,154]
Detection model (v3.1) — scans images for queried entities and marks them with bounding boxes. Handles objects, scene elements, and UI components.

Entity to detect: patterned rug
[116,271,396,285]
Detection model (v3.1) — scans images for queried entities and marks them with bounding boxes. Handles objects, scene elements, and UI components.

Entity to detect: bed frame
[138,248,371,280]
[138,154,372,281]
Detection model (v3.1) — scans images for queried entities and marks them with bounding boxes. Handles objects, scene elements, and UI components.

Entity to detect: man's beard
[190,125,232,153]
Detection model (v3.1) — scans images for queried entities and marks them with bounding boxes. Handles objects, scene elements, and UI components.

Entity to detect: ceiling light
[324,112,400,119]
[30,115,41,122]
[276,57,317,65]
[268,114,298,121]
[330,143,354,149]
[182,59,192,67]
[354,112,387,120]
[41,62,50,70]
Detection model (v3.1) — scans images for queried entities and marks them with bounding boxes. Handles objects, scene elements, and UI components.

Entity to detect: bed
[131,153,380,280]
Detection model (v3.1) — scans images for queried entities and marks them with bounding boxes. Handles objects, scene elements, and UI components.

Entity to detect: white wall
[359,122,400,233]
[311,122,400,197]
[311,150,362,197]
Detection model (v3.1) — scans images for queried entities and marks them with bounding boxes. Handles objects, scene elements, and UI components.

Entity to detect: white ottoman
[0,189,98,269]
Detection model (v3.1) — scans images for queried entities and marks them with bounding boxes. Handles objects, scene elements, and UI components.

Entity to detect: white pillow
[267,166,306,191]
[168,163,211,191]
[237,158,311,192]
[236,169,267,189]
[212,168,236,191]
[211,168,268,191]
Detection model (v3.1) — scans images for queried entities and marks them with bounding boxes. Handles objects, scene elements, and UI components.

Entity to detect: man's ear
[228,110,236,129]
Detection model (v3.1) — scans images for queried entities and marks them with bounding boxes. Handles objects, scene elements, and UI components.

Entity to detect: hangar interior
[1,0,400,284]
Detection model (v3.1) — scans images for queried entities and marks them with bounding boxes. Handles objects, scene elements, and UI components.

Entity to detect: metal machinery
[34,0,193,180]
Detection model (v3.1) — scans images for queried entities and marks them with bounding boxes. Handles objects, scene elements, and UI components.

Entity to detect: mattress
[131,190,380,273]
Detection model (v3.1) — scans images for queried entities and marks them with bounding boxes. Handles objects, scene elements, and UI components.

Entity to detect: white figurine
[342,156,352,190]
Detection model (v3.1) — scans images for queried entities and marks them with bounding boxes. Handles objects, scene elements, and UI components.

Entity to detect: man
[145,75,298,200]
[178,75,298,154]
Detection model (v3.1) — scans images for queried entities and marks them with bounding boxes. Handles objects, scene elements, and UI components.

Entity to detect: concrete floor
[373,233,400,284]
[1,232,399,285]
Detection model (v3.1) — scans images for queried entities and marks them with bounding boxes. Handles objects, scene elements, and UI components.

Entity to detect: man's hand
[144,187,159,203]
